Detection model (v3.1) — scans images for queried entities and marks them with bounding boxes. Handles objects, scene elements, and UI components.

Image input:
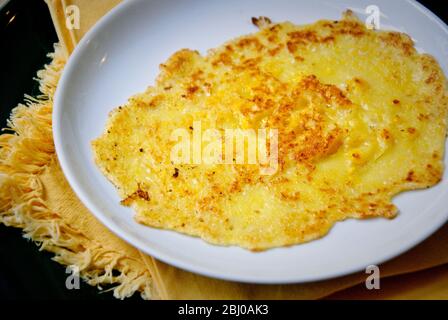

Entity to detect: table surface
[0,0,446,300]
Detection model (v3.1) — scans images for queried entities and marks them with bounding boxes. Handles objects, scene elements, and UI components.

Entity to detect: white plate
[54,0,448,284]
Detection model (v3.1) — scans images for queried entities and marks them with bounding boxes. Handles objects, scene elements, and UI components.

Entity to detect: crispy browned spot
[121,186,150,206]
[252,16,272,29]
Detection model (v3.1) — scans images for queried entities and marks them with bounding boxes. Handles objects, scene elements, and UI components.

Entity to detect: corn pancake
[92,11,448,250]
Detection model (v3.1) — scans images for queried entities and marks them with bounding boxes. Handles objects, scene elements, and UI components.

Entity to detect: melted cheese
[92,11,448,250]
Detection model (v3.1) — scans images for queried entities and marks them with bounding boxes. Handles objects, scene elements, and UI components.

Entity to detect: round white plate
[54,0,448,284]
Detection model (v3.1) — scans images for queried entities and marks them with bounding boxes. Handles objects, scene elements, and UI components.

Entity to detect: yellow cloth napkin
[1,0,447,299]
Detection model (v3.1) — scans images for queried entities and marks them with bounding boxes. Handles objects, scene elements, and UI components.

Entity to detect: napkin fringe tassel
[0,44,153,300]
